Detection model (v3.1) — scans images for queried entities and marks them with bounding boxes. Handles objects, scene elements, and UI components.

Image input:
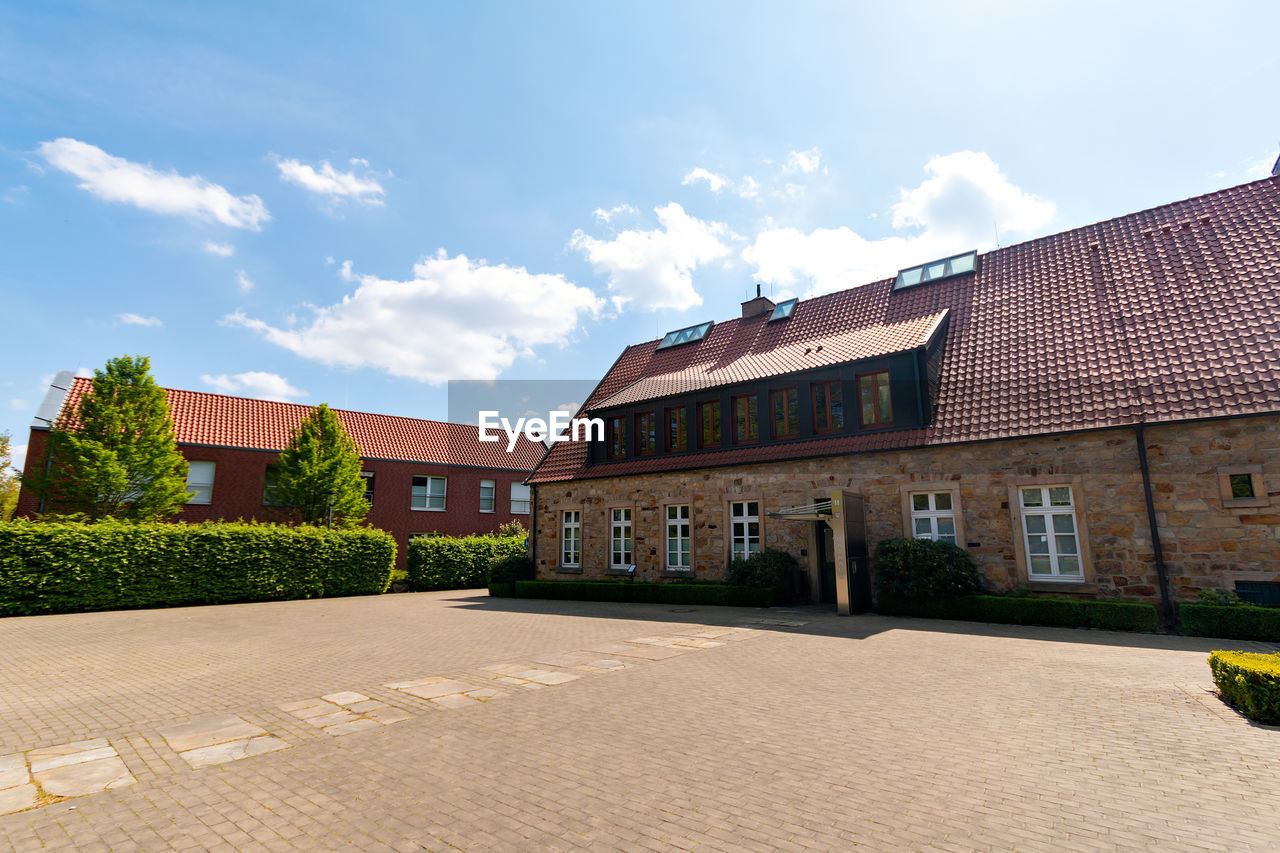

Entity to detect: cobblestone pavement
[1,590,1278,851]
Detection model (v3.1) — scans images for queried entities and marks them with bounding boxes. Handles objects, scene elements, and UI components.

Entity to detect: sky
[3,0,1278,474]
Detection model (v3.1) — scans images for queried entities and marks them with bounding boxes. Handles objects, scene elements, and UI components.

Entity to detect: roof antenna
[992,220,1002,248]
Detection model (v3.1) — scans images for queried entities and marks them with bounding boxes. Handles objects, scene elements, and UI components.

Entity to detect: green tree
[0,431,20,521]
[269,403,369,527]
[38,356,191,521]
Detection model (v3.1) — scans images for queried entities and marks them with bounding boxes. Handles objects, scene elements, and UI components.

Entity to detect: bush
[873,538,980,599]
[1208,651,1280,724]
[1181,603,1280,642]
[489,552,534,583]
[1198,589,1246,606]
[878,594,1159,632]
[0,519,394,616]
[407,534,526,591]
[505,580,773,607]
[727,549,798,589]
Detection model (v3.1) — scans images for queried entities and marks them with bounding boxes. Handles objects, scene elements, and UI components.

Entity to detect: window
[561,510,581,567]
[361,471,374,506]
[770,388,799,439]
[185,461,215,505]
[910,492,956,543]
[610,508,633,568]
[666,504,691,570]
[1019,486,1082,581]
[698,400,721,448]
[263,465,284,506]
[510,482,531,514]
[607,415,627,459]
[729,500,761,560]
[666,406,687,452]
[813,380,844,433]
[657,321,713,350]
[636,412,656,456]
[479,479,495,513]
[858,371,892,427]
[732,394,759,444]
[1229,474,1255,498]
[894,251,978,290]
[411,475,447,511]
[768,298,798,321]
[1218,467,1268,507]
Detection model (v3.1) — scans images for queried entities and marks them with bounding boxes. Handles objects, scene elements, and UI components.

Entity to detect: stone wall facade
[531,415,1280,603]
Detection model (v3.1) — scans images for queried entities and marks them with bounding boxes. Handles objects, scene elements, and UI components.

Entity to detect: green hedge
[1181,603,1280,642]
[0,519,395,616]
[407,534,527,591]
[1208,651,1280,724]
[496,580,774,607]
[878,594,1159,632]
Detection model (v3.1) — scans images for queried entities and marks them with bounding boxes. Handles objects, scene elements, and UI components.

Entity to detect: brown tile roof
[531,176,1280,483]
[58,378,543,472]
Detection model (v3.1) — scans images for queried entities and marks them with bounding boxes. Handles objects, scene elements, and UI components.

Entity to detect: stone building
[527,175,1280,619]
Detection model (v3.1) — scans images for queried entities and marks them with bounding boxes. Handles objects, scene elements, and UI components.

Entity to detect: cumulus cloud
[203,241,234,257]
[201,371,307,402]
[784,147,823,174]
[275,156,386,204]
[593,203,639,223]
[682,168,730,194]
[235,269,256,292]
[116,313,163,327]
[745,151,1054,296]
[570,203,736,311]
[37,138,269,230]
[224,251,602,383]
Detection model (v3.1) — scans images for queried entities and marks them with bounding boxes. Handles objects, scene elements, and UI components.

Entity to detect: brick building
[527,174,1280,619]
[17,378,544,567]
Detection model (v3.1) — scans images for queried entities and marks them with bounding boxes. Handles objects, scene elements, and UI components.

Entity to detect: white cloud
[737,176,761,199]
[224,251,602,383]
[784,147,823,174]
[593,203,639,223]
[201,371,308,402]
[9,442,27,475]
[38,138,269,230]
[2,185,29,205]
[570,203,736,312]
[745,151,1054,296]
[1243,152,1276,179]
[8,398,27,411]
[275,156,386,204]
[203,241,234,257]
[116,313,163,327]
[235,269,256,292]
[682,167,730,194]
[74,367,93,378]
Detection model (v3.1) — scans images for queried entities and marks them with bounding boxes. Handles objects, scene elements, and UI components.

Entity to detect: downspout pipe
[1134,423,1176,630]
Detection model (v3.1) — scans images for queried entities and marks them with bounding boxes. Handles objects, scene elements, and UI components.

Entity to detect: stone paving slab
[32,756,133,798]
[179,735,289,770]
[0,783,37,816]
[157,715,266,753]
[281,693,414,735]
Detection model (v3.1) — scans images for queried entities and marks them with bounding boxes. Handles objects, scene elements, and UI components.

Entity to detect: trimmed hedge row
[1181,603,1280,642]
[0,520,395,616]
[878,594,1160,633]
[407,534,526,591]
[1208,651,1280,724]
[493,580,774,608]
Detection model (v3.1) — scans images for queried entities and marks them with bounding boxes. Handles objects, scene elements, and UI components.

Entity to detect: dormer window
[769,298,798,321]
[657,321,713,350]
[894,251,977,290]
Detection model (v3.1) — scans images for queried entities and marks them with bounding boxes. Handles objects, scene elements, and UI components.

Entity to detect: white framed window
[610,508,633,567]
[910,491,956,543]
[479,479,496,513]
[510,482,531,514]
[666,504,691,570]
[185,461,215,505]
[1019,485,1082,581]
[561,510,581,567]
[729,500,760,560]
[411,476,447,511]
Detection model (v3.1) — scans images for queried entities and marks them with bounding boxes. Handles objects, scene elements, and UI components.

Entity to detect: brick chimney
[741,283,775,319]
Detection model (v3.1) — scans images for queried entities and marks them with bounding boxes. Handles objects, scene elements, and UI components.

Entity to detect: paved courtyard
[0,591,1278,852]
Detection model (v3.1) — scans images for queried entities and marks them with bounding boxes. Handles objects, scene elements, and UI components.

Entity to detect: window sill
[480,510,495,514]
[411,507,447,512]
[604,567,634,577]
[1223,498,1270,509]
[555,566,583,574]
[1025,581,1095,594]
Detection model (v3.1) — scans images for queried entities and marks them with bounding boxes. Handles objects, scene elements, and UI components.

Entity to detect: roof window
[768,298,798,322]
[894,251,978,290]
[657,321,713,350]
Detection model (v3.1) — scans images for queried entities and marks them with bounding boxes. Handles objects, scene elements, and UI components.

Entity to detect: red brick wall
[17,429,532,569]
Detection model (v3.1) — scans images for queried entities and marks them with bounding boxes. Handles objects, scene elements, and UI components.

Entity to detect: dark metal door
[816,522,837,604]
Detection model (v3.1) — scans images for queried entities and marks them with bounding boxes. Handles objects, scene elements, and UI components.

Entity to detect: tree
[0,431,20,521]
[269,403,369,527]
[38,355,191,521]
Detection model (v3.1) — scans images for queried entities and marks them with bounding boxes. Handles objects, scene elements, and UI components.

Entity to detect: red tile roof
[531,176,1280,483]
[57,379,544,472]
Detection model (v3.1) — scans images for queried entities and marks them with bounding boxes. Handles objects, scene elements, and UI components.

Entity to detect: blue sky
[4,0,1278,473]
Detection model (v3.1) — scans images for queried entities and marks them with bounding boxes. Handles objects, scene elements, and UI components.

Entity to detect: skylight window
[768,298,798,322]
[894,251,978,290]
[657,321,713,350]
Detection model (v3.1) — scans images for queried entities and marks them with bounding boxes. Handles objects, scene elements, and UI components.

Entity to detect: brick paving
[0,591,1278,851]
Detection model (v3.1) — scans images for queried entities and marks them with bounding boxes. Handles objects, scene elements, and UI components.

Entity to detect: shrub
[407,534,526,591]
[1208,651,1280,725]
[873,538,979,600]
[1197,589,1246,607]
[0,519,394,616]
[497,519,528,538]
[1181,603,1280,642]
[727,549,798,589]
[489,552,534,583]
[878,594,1159,632]
[507,580,773,607]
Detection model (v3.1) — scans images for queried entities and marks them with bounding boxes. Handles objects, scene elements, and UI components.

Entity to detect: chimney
[741,283,775,319]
